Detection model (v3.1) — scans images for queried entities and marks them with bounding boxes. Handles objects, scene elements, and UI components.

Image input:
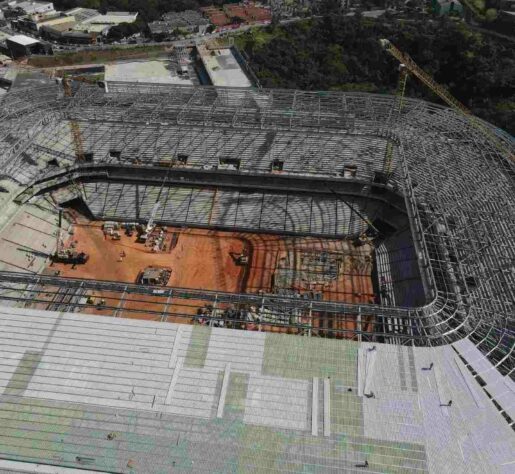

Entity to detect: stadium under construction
[0,80,512,473]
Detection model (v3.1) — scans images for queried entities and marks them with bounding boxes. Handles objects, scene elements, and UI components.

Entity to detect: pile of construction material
[137,266,172,285]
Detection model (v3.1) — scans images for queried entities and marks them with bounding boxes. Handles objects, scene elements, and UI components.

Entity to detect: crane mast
[62,75,104,162]
[145,201,161,235]
[62,76,86,162]
[383,64,408,177]
[380,39,513,163]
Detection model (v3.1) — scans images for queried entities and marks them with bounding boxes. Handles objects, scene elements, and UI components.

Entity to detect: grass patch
[234,26,286,51]
[28,45,168,68]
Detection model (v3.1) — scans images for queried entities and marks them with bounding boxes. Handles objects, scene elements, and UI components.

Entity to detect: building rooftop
[82,11,138,25]
[148,20,172,34]
[65,7,98,19]
[12,0,53,10]
[105,59,195,86]
[162,9,209,26]
[201,3,271,27]
[40,18,75,33]
[198,45,252,87]
[72,22,108,33]
[6,34,40,46]
[67,10,137,34]
[149,10,209,35]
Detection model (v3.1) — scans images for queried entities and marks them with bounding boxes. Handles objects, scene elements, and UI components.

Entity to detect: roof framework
[0,82,513,378]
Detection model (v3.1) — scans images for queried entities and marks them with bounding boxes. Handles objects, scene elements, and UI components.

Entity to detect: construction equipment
[138,202,161,242]
[62,75,86,161]
[137,266,172,286]
[235,251,249,265]
[380,39,513,163]
[51,208,89,265]
[383,64,408,177]
[139,158,174,242]
[61,75,105,162]
[125,223,135,237]
[52,249,89,265]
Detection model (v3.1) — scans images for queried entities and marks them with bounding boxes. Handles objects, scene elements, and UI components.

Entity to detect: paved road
[2,16,311,55]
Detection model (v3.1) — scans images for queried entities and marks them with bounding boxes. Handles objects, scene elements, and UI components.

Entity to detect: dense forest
[237,14,515,135]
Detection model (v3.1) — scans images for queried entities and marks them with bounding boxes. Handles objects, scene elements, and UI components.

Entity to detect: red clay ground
[53,223,246,292]
[42,220,376,335]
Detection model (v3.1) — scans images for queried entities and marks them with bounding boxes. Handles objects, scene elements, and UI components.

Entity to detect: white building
[5,33,42,57]
[197,44,252,88]
[8,1,54,15]
[66,8,138,36]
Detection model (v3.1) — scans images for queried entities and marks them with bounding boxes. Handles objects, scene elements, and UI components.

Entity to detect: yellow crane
[62,75,86,162]
[383,63,408,176]
[380,39,513,164]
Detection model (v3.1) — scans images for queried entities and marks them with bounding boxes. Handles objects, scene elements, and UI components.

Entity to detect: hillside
[237,14,515,136]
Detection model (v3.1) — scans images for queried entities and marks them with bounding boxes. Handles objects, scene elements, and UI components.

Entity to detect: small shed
[5,34,43,58]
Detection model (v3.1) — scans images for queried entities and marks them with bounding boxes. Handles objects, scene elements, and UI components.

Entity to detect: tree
[239,16,515,135]
[106,21,141,41]
[484,8,497,22]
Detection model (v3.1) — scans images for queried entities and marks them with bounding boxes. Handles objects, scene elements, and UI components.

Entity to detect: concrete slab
[244,374,309,431]
[105,60,194,85]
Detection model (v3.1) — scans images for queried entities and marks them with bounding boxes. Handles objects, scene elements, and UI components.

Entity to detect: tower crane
[144,201,161,237]
[383,63,408,177]
[62,75,86,162]
[380,39,513,164]
[61,75,104,162]
[138,158,174,242]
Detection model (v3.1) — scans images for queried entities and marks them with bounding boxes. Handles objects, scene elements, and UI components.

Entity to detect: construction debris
[137,266,172,286]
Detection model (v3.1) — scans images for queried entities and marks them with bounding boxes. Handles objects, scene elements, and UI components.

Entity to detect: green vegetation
[331,386,364,437]
[3,351,42,397]
[184,325,211,368]
[238,14,515,135]
[28,45,168,67]
[262,333,358,384]
[351,437,427,473]
[224,372,249,416]
[235,25,290,52]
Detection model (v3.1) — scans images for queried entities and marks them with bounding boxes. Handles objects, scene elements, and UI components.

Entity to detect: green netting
[184,325,211,368]
[225,372,249,416]
[263,333,358,385]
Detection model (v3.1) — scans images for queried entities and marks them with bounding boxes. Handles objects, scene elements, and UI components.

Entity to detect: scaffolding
[0,82,513,377]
